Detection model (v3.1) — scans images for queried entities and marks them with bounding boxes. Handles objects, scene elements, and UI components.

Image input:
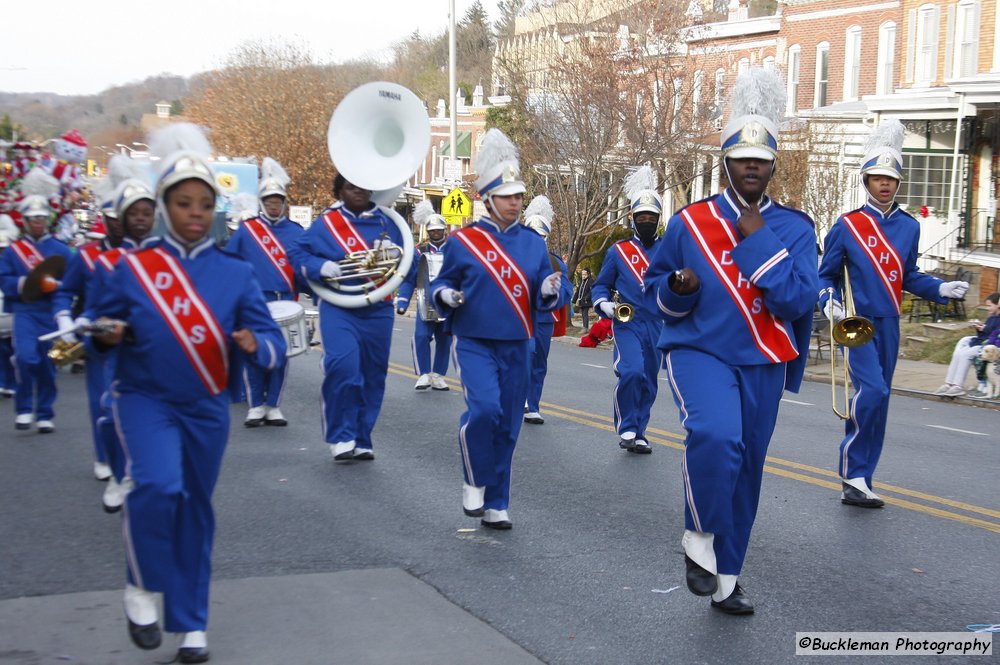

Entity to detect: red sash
[682,201,798,363]
[321,209,369,254]
[245,218,294,291]
[615,240,649,285]
[79,243,103,272]
[97,248,128,273]
[126,248,229,395]
[842,210,903,314]
[454,227,533,336]
[10,239,44,271]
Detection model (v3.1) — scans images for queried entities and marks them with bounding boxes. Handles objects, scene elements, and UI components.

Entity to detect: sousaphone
[312,82,429,308]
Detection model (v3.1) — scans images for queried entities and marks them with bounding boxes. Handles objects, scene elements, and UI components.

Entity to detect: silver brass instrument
[416,253,445,322]
[310,81,430,309]
[831,265,875,419]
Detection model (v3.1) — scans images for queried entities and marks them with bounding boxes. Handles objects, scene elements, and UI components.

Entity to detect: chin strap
[723,159,773,209]
[485,194,519,226]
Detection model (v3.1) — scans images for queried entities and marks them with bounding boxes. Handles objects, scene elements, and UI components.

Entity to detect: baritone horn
[311,81,430,308]
[831,265,875,419]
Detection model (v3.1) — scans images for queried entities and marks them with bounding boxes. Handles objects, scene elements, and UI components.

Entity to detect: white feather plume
[523,195,554,224]
[107,154,147,189]
[92,174,116,205]
[413,199,436,226]
[19,168,60,200]
[260,157,290,188]
[624,165,658,201]
[229,192,259,220]
[864,117,905,154]
[148,122,213,176]
[474,128,519,175]
[729,67,787,126]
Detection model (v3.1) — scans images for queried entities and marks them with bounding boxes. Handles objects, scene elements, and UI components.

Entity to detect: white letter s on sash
[513,284,524,298]
[190,325,206,344]
[751,297,763,314]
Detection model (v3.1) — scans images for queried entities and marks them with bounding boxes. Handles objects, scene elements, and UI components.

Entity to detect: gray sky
[2,0,498,96]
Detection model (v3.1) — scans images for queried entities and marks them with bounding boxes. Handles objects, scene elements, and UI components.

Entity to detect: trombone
[830,265,875,419]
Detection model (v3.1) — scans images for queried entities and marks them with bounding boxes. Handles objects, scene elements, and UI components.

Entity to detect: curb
[801,371,1000,411]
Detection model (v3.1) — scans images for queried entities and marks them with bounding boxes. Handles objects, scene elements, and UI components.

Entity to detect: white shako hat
[474,128,525,198]
[624,165,662,217]
[413,199,446,231]
[861,118,905,181]
[721,66,786,162]
[523,195,554,237]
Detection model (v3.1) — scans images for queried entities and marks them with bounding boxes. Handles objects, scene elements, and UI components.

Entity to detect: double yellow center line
[387,361,1000,535]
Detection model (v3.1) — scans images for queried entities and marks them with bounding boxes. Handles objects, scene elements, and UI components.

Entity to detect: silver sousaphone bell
[311,82,430,309]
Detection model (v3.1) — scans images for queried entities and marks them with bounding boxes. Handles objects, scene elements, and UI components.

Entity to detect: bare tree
[492,0,714,273]
[185,40,345,210]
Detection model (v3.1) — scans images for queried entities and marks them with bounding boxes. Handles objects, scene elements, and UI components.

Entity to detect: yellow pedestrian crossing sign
[443,187,472,225]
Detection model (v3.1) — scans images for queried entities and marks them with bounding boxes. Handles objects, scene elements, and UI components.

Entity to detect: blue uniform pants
[12,311,57,420]
[243,293,291,408]
[114,390,229,633]
[453,336,530,511]
[412,316,450,376]
[840,316,898,488]
[665,349,785,576]
[85,354,108,463]
[0,335,14,391]
[526,322,554,412]
[611,317,661,437]
[320,304,392,450]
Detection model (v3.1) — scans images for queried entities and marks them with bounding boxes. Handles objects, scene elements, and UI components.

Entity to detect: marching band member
[591,166,664,454]
[523,195,572,425]
[431,128,570,529]
[52,157,136,479]
[818,119,968,509]
[91,123,284,663]
[288,174,416,461]
[225,157,304,427]
[396,199,451,391]
[0,169,72,433]
[643,68,818,615]
[0,232,15,398]
[83,174,158,513]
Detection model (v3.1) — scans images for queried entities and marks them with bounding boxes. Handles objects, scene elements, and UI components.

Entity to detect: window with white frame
[897,152,965,213]
[763,56,776,71]
[915,4,940,85]
[843,26,862,100]
[787,45,801,113]
[954,0,980,77]
[815,42,830,107]
[714,68,725,124]
[693,70,704,121]
[671,78,683,134]
[652,79,662,131]
[876,22,897,94]
[737,58,750,76]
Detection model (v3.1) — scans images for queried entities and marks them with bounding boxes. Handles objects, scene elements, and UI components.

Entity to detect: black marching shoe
[618,437,636,451]
[684,555,718,596]
[352,448,375,461]
[631,438,652,454]
[126,617,162,650]
[710,584,755,615]
[177,646,210,663]
[481,509,512,530]
[841,483,884,508]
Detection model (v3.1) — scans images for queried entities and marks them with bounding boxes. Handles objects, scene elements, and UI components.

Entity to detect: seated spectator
[934,291,1000,397]
[579,317,614,348]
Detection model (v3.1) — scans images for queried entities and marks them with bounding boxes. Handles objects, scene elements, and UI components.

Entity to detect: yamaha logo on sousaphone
[312,82,431,308]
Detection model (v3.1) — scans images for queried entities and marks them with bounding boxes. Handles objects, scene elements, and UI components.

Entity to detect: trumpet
[40,319,128,368]
[613,293,634,323]
[830,266,875,419]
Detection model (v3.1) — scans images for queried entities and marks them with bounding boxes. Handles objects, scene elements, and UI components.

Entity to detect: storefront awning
[438,131,472,158]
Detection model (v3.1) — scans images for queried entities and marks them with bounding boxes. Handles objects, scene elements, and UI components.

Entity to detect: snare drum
[0,293,10,338]
[267,300,308,357]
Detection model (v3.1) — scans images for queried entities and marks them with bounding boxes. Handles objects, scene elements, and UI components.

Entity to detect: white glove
[541,272,562,297]
[439,288,464,308]
[56,314,78,344]
[371,238,399,252]
[939,281,969,300]
[320,261,342,279]
[599,301,616,318]
[823,299,845,323]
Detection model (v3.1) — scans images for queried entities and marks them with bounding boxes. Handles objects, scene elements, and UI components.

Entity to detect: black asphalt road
[2,316,997,664]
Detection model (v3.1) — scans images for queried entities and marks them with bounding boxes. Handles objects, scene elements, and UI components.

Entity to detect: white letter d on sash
[486,250,498,262]
[154,272,173,290]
